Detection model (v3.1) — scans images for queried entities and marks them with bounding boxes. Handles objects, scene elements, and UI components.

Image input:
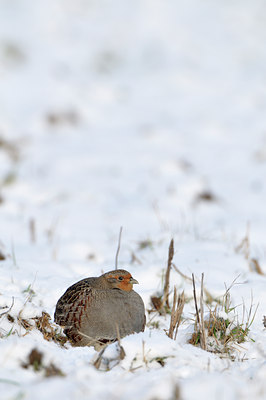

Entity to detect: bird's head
[102,269,139,292]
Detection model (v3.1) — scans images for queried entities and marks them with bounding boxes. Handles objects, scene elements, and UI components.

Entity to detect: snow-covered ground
[1,0,266,399]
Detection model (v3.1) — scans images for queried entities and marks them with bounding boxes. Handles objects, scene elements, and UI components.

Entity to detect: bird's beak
[129,277,139,285]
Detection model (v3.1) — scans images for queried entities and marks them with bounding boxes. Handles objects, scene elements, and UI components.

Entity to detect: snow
[1,0,266,399]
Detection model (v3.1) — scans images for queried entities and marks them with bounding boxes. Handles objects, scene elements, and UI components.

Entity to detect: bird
[54,269,146,348]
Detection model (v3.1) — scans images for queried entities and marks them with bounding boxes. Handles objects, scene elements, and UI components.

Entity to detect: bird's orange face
[105,270,139,292]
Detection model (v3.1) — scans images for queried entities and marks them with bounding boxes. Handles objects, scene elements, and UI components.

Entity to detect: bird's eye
[118,276,124,281]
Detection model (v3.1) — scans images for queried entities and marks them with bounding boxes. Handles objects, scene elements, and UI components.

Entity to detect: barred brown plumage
[54,269,145,348]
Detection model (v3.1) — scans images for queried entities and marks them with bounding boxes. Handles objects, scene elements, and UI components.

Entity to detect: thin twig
[115,226,123,270]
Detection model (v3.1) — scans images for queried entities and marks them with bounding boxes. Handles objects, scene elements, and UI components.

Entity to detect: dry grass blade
[172,263,192,282]
[92,325,125,371]
[162,238,174,309]
[0,136,20,162]
[249,258,264,275]
[192,273,200,325]
[93,348,106,369]
[191,273,206,350]
[173,263,219,305]
[168,286,177,339]
[0,297,14,319]
[142,340,149,368]
[200,273,206,350]
[244,292,259,332]
[77,330,112,349]
[130,251,142,265]
[115,323,126,360]
[172,384,181,400]
[115,226,123,269]
[235,224,264,275]
[235,223,250,259]
[168,287,185,340]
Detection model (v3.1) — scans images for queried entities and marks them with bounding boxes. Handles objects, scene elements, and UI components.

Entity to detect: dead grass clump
[18,317,33,331]
[93,342,126,371]
[189,275,258,358]
[0,296,67,345]
[167,288,185,340]
[138,239,154,250]
[150,296,163,313]
[7,314,15,323]
[21,348,65,377]
[2,308,68,346]
[33,312,68,346]
[22,348,43,371]
[0,250,6,260]
[195,190,218,204]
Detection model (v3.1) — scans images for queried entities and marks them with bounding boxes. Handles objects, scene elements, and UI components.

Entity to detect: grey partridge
[54,269,146,348]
